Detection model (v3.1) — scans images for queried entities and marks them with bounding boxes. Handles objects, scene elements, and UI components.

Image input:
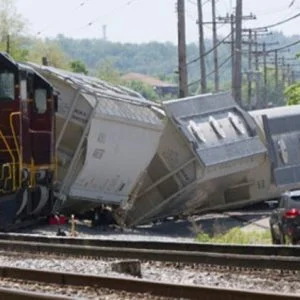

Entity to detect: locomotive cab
[0,53,57,228]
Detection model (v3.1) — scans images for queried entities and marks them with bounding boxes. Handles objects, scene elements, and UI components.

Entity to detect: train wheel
[16,189,28,216]
[30,185,49,216]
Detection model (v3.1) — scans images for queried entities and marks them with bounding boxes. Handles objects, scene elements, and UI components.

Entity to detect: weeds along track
[0,233,299,270]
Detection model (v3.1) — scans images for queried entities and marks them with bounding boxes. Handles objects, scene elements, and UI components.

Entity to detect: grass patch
[196,227,272,244]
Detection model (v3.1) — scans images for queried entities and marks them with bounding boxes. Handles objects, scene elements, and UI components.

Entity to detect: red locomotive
[0,52,57,228]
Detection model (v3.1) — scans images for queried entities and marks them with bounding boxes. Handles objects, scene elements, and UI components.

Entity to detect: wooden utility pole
[232,0,242,105]
[197,0,207,93]
[247,29,252,106]
[262,42,268,107]
[263,43,267,87]
[291,70,295,84]
[177,0,188,98]
[6,35,10,54]
[231,14,235,91]
[211,0,219,92]
[282,56,286,87]
[287,64,291,85]
[275,50,278,87]
[254,31,260,108]
[251,37,278,109]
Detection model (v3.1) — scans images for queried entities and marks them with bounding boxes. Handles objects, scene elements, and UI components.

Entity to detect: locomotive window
[0,72,14,100]
[34,88,47,113]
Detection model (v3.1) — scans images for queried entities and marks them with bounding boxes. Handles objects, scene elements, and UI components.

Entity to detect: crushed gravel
[6,211,290,298]
[0,251,299,295]
[0,278,173,299]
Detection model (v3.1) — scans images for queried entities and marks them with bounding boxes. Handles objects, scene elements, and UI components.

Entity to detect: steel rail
[0,286,72,299]
[1,232,300,257]
[0,240,300,270]
[0,266,298,300]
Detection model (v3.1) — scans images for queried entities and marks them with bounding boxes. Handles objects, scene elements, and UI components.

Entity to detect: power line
[187,0,210,6]
[289,0,296,8]
[265,38,300,53]
[207,53,232,77]
[36,0,90,36]
[187,30,232,65]
[77,0,139,30]
[251,11,300,31]
[188,53,232,87]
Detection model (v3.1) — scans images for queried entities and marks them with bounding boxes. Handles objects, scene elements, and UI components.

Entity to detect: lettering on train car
[92,149,105,160]
[97,133,106,144]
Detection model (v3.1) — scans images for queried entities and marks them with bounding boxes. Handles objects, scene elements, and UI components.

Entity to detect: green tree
[123,80,159,101]
[285,83,300,105]
[97,60,121,84]
[70,60,88,75]
[27,39,69,69]
[0,0,28,60]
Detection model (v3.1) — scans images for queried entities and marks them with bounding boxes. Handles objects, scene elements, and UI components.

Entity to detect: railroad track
[0,287,71,299]
[0,266,298,300]
[0,234,299,270]
[0,232,298,256]
[0,234,299,299]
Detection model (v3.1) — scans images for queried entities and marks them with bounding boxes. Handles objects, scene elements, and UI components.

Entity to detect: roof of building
[121,72,177,88]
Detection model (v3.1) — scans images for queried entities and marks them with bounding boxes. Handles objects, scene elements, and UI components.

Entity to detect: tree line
[0,0,300,105]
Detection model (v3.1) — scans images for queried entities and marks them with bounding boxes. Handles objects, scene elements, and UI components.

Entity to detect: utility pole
[291,70,295,84]
[282,56,286,87]
[102,25,107,41]
[177,0,188,98]
[211,0,219,92]
[247,29,252,106]
[275,50,278,87]
[254,31,261,108]
[197,0,207,93]
[217,10,255,105]
[287,64,291,85]
[263,42,268,108]
[231,14,235,92]
[232,0,242,105]
[251,39,279,108]
[6,35,10,54]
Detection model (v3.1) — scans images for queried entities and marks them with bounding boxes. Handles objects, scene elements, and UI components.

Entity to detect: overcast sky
[15,0,300,43]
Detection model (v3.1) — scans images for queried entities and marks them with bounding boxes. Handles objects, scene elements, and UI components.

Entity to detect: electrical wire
[187,30,232,65]
[266,38,300,54]
[188,53,233,86]
[187,0,210,7]
[75,0,139,31]
[289,0,296,8]
[251,11,300,31]
[36,0,91,36]
[206,53,232,77]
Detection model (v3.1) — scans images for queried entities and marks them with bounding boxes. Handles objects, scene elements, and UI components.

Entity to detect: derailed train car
[115,94,300,226]
[28,63,165,216]
[27,62,300,227]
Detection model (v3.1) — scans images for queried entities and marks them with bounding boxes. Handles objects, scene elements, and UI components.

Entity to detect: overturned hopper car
[28,64,164,215]
[114,94,300,226]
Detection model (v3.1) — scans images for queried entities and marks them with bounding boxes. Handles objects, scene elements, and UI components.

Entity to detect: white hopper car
[115,94,300,226]
[28,64,164,215]
[28,64,300,227]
